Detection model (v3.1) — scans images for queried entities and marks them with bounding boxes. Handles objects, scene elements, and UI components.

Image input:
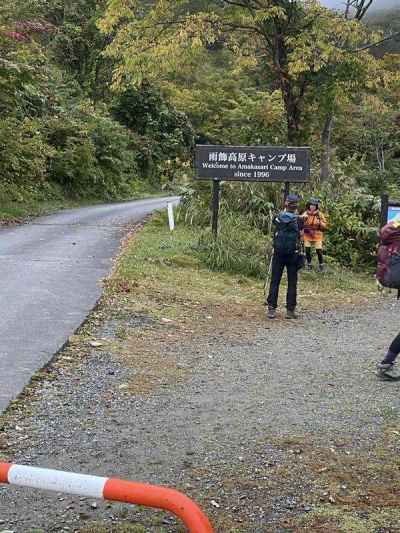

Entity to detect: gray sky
[321,0,345,7]
[321,0,399,11]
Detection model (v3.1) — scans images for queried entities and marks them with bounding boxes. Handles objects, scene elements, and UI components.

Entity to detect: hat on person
[286,193,300,208]
[307,197,320,208]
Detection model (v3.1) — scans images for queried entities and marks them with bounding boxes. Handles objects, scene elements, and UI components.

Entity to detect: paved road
[0,197,179,413]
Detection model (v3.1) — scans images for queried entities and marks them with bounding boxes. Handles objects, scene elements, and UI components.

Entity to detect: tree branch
[221,0,258,10]
[344,0,374,21]
[349,30,400,53]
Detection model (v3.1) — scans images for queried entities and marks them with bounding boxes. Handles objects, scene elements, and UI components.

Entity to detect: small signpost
[167,202,175,231]
[381,194,400,227]
[194,144,311,236]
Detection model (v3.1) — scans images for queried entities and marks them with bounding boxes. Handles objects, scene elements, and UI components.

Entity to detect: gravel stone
[0,300,399,531]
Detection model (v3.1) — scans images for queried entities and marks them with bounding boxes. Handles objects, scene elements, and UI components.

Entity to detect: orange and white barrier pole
[0,463,213,533]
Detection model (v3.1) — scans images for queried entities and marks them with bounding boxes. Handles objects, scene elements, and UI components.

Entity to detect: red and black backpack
[377,221,400,289]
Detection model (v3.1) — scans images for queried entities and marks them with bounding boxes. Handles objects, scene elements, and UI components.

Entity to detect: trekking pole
[0,463,213,533]
[264,253,273,297]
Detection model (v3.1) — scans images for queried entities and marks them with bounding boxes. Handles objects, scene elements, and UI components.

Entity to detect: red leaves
[3,31,28,42]
[3,20,55,42]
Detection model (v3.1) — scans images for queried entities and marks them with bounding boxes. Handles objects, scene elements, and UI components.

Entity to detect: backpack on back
[273,212,300,255]
[377,221,400,289]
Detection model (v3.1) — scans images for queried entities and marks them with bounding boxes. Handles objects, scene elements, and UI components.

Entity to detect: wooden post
[283,182,290,206]
[211,179,221,238]
[380,193,389,228]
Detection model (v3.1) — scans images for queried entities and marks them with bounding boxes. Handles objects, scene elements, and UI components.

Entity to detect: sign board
[388,203,400,223]
[195,145,310,182]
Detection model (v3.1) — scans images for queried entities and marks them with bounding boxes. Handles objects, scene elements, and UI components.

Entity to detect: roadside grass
[0,181,105,223]
[272,428,400,531]
[108,212,377,320]
[291,508,400,532]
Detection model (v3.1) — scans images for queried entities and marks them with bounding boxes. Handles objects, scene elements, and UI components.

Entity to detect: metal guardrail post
[0,463,213,533]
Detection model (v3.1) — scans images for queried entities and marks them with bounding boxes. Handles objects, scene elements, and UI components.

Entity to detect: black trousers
[384,332,400,363]
[306,248,323,265]
[267,253,298,311]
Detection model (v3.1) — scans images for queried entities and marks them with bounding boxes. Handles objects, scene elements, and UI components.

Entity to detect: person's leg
[383,332,400,364]
[305,247,312,267]
[315,241,324,271]
[267,254,284,316]
[377,331,400,379]
[286,255,298,317]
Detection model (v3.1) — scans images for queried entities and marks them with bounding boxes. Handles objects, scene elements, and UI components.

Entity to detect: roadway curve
[0,197,179,413]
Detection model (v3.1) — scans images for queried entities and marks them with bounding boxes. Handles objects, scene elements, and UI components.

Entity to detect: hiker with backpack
[376,218,400,380]
[266,194,304,320]
[301,198,328,272]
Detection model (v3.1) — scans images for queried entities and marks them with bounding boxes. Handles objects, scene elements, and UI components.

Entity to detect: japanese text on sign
[195,145,310,182]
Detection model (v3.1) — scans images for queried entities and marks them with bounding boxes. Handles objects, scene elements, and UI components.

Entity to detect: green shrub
[177,182,214,227]
[0,118,52,184]
[47,112,142,198]
[322,191,379,269]
[111,84,194,185]
[196,214,271,279]
[88,114,140,198]
[49,129,98,194]
[178,180,280,232]
[179,178,381,274]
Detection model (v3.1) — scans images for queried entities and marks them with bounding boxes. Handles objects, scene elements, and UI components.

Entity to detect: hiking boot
[376,363,400,381]
[306,263,313,272]
[318,264,326,273]
[286,309,298,320]
[267,307,276,319]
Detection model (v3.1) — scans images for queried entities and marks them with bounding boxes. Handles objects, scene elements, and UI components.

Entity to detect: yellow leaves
[233,55,258,72]
[100,4,225,87]
[98,0,138,34]
[261,90,285,127]
[98,0,394,132]
[253,6,286,23]
[362,94,390,116]
[285,6,376,79]
[190,36,203,51]
[289,58,310,76]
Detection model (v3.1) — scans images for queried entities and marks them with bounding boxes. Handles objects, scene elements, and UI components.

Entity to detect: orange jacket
[302,210,327,242]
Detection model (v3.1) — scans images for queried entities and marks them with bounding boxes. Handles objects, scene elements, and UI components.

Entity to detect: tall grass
[195,215,272,279]
[177,181,281,278]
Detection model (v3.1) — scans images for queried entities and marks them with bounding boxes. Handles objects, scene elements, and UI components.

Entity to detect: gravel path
[0,298,399,532]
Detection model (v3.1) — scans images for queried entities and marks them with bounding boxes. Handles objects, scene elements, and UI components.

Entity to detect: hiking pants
[384,332,400,364]
[267,253,298,311]
[305,247,324,265]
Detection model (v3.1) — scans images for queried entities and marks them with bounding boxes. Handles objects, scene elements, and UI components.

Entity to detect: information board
[195,145,310,182]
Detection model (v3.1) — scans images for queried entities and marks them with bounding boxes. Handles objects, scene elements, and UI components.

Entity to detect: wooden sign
[195,145,310,182]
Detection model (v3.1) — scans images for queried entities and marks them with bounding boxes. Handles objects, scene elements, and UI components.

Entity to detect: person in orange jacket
[301,198,328,272]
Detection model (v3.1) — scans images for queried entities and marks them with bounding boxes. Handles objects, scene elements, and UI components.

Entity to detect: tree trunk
[287,109,302,146]
[376,142,385,172]
[272,33,304,146]
[320,113,334,182]
[284,90,303,146]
